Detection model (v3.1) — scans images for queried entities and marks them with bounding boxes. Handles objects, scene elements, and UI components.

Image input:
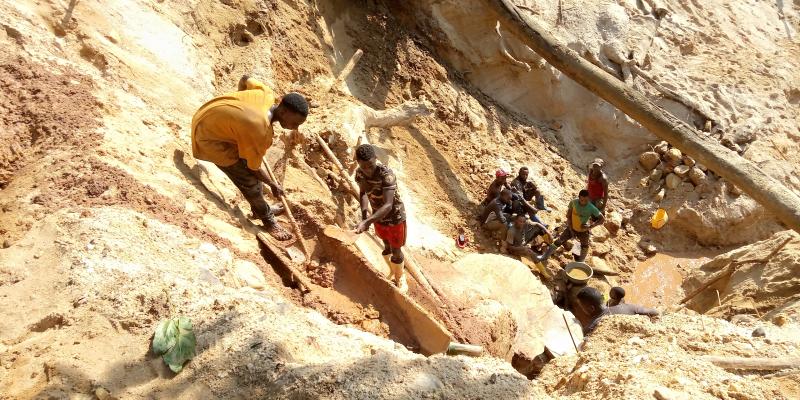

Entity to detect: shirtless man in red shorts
[354,144,408,291]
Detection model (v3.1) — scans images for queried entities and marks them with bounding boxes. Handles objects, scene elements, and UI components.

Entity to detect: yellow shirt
[191,78,276,169]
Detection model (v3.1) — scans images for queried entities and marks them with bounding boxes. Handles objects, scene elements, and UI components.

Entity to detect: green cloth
[571,199,601,231]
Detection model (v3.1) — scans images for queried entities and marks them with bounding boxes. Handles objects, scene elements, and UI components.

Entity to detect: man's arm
[589,208,605,229]
[601,174,609,205]
[356,187,395,233]
[359,190,371,220]
[633,304,659,317]
[531,222,550,237]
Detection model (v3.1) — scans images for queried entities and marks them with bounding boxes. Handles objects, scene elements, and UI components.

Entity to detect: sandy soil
[1,0,799,399]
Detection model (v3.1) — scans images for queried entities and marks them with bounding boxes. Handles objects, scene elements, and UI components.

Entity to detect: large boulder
[437,254,583,365]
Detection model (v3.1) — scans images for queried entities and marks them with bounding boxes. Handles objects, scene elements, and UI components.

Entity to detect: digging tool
[262,156,311,260]
[323,224,360,245]
[256,231,313,293]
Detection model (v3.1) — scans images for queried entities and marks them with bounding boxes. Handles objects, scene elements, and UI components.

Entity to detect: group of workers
[189,77,657,335]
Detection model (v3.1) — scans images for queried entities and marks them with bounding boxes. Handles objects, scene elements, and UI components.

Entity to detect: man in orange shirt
[191,75,308,240]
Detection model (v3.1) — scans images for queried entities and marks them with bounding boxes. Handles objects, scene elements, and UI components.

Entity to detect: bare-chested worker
[537,189,604,262]
[191,75,308,240]
[587,158,609,212]
[354,144,408,291]
[575,287,659,334]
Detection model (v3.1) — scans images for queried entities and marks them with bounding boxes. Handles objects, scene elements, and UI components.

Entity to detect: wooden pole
[562,312,580,354]
[327,49,364,94]
[256,232,313,293]
[489,0,800,234]
[703,356,800,371]
[315,133,360,197]
[263,157,311,260]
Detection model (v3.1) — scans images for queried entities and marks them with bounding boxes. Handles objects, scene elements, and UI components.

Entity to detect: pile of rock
[638,141,710,201]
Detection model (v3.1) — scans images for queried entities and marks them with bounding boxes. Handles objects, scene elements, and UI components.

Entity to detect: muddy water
[626,253,709,309]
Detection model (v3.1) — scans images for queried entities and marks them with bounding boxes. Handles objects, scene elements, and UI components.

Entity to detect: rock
[627,336,645,346]
[1,240,10,249]
[639,151,661,171]
[95,387,111,400]
[681,155,695,167]
[654,188,665,202]
[235,260,266,289]
[696,163,707,171]
[649,168,663,183]
[673,165,690,178]
[688,167,706,186]
[665,148,682,163]
[604,211,623,235]
[665,173,681,189]
[410,371,444,392]
[593,226,611,243]
[654,141,669,154]
[728,184,743,196]
[751,327,766,337]
[773,315,787,326]
[654,386,690,400]
[589,256,616,275]
[639,241,657,255]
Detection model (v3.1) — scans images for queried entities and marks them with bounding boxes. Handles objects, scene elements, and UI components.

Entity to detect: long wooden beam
[490,0,800,233]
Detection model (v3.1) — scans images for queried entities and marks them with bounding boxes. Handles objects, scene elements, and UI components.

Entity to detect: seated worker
[537,189,604,262]
[191,75,308,240]
[353,144,408,292]
[607,287,626,306]
[510,166,548,211]
[575,287,659,334]
[501,214,550,258]
[587,158,609,212]
[478,188,515,240]
[478,169,511,215]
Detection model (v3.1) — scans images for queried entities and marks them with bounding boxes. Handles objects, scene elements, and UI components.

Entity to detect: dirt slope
[1,0,799,399]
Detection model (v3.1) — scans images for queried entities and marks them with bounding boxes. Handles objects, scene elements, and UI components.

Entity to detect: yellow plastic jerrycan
[651,208,668,229]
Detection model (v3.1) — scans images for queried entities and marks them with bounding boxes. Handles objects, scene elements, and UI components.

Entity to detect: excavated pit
[258,220,452,356]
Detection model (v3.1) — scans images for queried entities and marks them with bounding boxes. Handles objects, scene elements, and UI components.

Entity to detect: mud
[0,57,102,187]
[626,252,710,309]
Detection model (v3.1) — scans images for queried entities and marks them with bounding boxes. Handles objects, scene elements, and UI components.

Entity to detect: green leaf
[161,317,196,373]
[152,319,178,355]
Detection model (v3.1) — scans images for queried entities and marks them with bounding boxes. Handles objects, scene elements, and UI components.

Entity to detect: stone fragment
[696,163,707,171]
[773,315,787,326]
[604,211,623,235]
[593,226,610,243]
[649,168,663,183]
[654,188,665,202]
[688,167,706,186]
[639,151,661,170]
[751,327,766,337]
[654,386,690,400]
[665,148,682,163]
[728,183,743,196]
[654,141,669,154]
[589,256,616,275]
[235,260,266,289]
[665,173,681,189]
[681,155,695,167]
[673,165,690,177]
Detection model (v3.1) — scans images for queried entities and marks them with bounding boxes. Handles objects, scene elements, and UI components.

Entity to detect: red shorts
[374,221,407,248]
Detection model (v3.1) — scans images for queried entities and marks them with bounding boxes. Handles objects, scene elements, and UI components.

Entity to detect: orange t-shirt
[191,78,277,169]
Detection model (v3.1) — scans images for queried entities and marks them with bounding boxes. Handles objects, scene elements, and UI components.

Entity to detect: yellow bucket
[651,208,668,229]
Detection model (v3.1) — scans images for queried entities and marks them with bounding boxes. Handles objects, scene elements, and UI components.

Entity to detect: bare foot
[264,222,293,241]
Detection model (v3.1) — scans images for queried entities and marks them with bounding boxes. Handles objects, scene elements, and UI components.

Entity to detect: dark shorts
[375,221,407,248]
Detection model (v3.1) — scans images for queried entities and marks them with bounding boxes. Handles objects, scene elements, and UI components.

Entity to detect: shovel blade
[323,225,359,245]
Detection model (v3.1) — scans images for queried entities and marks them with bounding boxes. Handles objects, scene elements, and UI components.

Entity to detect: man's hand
[269,182,285,198]
[355,220,371,234]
